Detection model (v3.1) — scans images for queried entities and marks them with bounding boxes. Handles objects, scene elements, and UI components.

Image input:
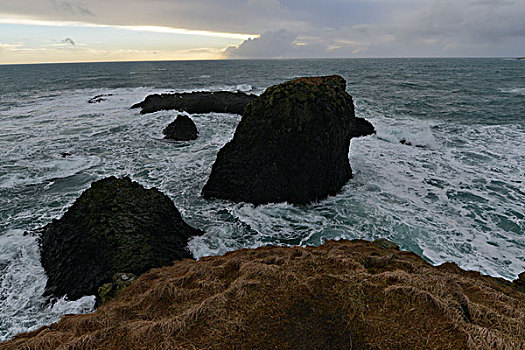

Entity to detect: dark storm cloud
[226,0,525,57]
[50,0,95,17]
[1,0,524,57]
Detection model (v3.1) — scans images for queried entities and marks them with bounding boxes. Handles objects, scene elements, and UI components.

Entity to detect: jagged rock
[88,94,113,103]
[131,91,257,115]
[39,176,203,301]
[163,115,198,141]
[202,75,375,205]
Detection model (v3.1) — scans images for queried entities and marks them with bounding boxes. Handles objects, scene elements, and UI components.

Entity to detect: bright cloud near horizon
[0,0,524,64]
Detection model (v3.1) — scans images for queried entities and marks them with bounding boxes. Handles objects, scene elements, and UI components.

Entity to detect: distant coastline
[517,57,525,60]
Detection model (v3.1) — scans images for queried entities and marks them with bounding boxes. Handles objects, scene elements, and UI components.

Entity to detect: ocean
[0,58,524,340]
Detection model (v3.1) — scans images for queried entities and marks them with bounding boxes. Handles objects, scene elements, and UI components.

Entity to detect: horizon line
[0,56,518,67]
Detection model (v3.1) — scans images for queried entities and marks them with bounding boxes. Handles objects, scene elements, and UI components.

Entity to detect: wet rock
[202,75,375,205]
[131,91,257,115]
[400,139,426,149]
[88,94,113,103]
[39,176,203,301]
[163,115,198,141]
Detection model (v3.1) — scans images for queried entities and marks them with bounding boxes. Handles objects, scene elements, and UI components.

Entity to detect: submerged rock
[400,139,426,149]
[7,240,525,349]
[39,176,203,301]
[88,94,113,103]
[131,91,257,115]
[163,115,198,141]
[202,75,375,205]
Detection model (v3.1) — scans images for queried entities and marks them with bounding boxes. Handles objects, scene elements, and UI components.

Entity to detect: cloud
[225,30,297,58]
[0,44,226,64]
[62,37,75,45]
[364,0,525,56]
[224,28,371,59]
[0,0,297,34]
[1,0,524,59]
[224,0,525,58]
[51,0,95,17]
[0,43,21,51]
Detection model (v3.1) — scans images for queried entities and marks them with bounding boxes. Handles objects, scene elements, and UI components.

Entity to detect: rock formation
[202,75,375,205]
[7,240,525,349]
[39,176,202,301]
[131,91,257,115]
[163,115,199,141]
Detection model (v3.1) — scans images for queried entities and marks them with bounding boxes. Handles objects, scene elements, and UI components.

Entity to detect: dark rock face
[39,176,203,301]
[202,75,375,205]
[513,272,525,293]
[131,91,257,115]
[163,115,198,141]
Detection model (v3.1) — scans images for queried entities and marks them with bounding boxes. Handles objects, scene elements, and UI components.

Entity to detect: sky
[0,0,524,64]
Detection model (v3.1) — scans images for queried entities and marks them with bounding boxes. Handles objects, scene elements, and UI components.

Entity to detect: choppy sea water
[0,58,524,340]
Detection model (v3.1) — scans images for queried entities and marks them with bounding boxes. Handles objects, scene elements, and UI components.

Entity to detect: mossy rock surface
[39,176,203,301]
[202,75,375,205]
[98,272,137,305]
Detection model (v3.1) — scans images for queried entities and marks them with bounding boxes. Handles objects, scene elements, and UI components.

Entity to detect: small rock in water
[400,139,426,149]
[163,115,199,141]
[88,94,113,103]
[60,152,72,158]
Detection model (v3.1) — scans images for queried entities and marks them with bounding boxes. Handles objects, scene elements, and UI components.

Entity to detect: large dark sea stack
[131,91,257,115]
[202,75,375,205]
[163,115,199,141]
[39,176,202,301]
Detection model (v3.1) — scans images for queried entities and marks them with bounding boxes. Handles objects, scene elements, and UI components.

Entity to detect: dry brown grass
[2,239,524,350]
